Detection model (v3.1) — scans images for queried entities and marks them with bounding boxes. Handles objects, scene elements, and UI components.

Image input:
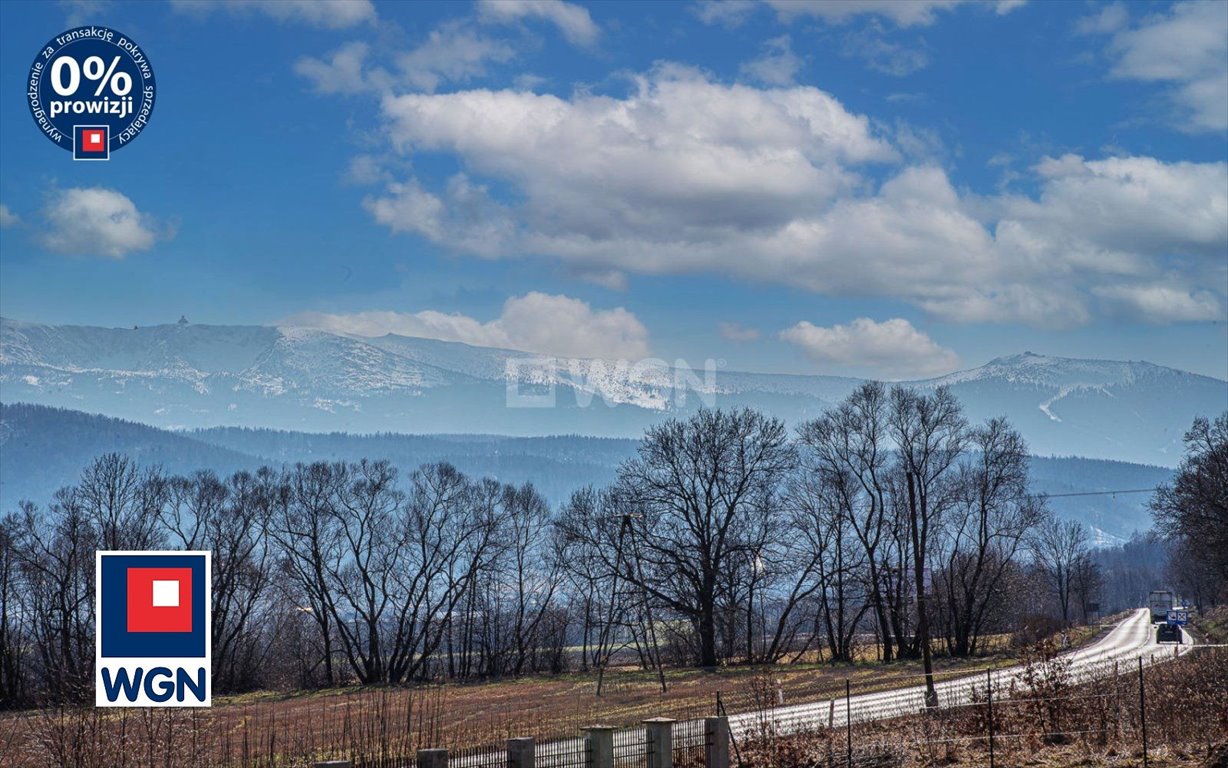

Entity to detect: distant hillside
[0,403,1170,540]
[4,317,1225,465]
[0,403,260,507]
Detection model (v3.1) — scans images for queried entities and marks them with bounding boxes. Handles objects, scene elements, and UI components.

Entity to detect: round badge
[26,26,156,160]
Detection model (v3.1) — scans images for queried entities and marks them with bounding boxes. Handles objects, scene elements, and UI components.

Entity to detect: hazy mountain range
[2,317,1225,466]
[0,403,1175,543]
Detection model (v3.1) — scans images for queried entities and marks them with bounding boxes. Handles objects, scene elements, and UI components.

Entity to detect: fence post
[986,668,995,768]
[1138,657,1149,768]
[645,718,674,768]
[704,716,729,768]
[585,726,616,768]
[509,737,535,768]
[845,679,852,768]
[314,762,351,768]
[418,749,449,768]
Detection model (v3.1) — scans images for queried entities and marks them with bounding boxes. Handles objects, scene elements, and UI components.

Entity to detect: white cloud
[40,188,164,258]
[295,42,387,94]
[171,0,375,28]
[719,322,761,342]
[1093,284,1222,324]
[477,0,599,46]
[741,36,803,85]
[764,0,963,27]
[1097,1,1228,132]
[781,317,960,379]
[0,204,19,228]
[378,65,894,240]
[359,64,1224,329]
[693,0,758,28]
[398,20,517,92]
[297,23,515,95]
[284,292,650,359]
[841,22,930,76]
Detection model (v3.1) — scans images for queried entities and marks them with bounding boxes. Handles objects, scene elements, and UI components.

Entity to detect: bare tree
[890,385,966,706]
[77,453,165,551]
[1030,516,1090,626]
[1151,413,1228,597]
[787,455,868,663]
[591,408,794,667]
[159,469,282,691]
[796,383,902,662]
[11,493,96,703]
[939,418,1046,656]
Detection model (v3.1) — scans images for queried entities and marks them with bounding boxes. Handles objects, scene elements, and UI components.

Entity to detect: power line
[1036,487,1159,499]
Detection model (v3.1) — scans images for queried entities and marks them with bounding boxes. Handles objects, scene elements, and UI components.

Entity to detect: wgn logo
[95,551,211,707]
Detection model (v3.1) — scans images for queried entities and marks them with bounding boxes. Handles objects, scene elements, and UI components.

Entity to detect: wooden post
[986,668,995,768]
[845,679,852,768]
[1138,657,1149,768]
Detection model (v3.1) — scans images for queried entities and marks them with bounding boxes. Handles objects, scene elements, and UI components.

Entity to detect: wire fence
[733,644,1226,768]
[0,624,1219,768]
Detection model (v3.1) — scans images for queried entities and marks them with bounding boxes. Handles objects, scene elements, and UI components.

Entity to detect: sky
[0,0,1225,381]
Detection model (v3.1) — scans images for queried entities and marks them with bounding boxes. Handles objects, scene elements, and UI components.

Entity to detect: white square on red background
[152,579,180,608]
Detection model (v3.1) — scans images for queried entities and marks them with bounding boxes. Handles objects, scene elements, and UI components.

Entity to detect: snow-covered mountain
[2,317,1224,466]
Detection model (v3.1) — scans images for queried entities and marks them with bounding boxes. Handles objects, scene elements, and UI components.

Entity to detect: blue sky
[1,0,1225,380]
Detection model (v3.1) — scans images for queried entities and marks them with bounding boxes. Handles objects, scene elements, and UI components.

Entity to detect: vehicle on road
[1148,590,1174,623]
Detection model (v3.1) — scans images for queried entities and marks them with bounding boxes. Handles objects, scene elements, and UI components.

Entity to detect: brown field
[0,619,1131,768]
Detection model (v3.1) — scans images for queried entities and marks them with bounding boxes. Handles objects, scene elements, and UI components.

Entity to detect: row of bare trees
[1,385,1101,708]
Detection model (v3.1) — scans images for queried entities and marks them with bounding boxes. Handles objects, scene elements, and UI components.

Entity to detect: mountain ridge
[2,317,1224,466]
[0,402,1174,542]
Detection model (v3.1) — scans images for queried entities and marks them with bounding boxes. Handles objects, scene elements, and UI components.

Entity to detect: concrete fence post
[509,737,535,768]
[644,717,674,768]
[704,716,729,768]
[418,749,449,768]
[584,726,616,768]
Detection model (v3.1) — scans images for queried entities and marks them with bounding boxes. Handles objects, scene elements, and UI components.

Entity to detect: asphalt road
[491,609,1193,768]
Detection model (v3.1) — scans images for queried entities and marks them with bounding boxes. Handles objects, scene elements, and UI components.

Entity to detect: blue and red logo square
[99,552,207,657]
[96,551,211,706]
[74,125,109,161]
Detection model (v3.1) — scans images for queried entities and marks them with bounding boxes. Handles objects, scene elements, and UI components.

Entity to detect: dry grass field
[0,617,1160,768]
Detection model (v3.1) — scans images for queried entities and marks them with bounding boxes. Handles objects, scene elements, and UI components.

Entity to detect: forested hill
[0,402,1170,540]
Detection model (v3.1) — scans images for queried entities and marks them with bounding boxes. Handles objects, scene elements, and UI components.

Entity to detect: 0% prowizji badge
[26,26,156,161]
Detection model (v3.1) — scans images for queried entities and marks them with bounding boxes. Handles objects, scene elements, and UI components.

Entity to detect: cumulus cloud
[764,0,963,27]
[1094,1,1228,132]
[296,42,386,95]
[377,65,894,244]
[398,20,517,92]
[693,0,758,28]
[719,322,761,342]
[477,0,599,46]
[358,65,1223,329]
[701,0,1023,28]
[0,204,19,228]
[171,0,375,28]
[741,36,803,85]
[841,22,930,76]
[297,22,515,95]
[284,292,650,359]
[1093,284,1222,324]
[40,188,164,258]
[780,317,960,378]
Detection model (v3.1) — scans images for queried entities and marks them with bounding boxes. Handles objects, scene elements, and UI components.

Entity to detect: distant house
[178,315,189,325]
